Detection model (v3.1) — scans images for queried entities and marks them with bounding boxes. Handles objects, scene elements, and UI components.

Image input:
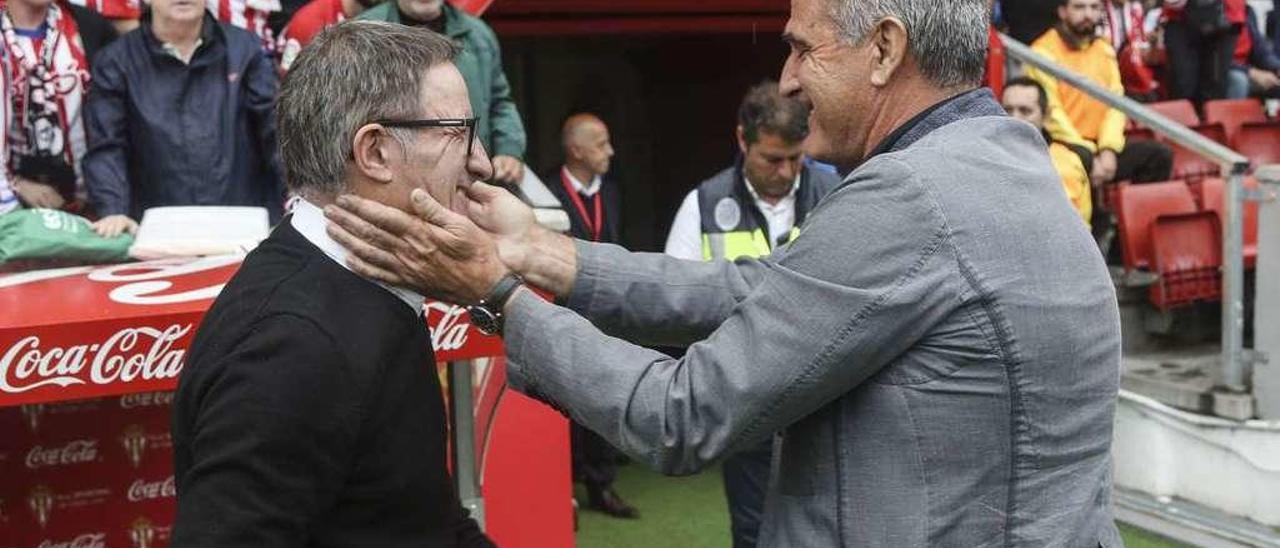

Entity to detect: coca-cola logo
[120,391,174,409]
[0,255,238,304]
[36,533,106,548]
[424,302,475,351]
[0,324,192,394]
[126,476,176,502]
[26,440,98,469]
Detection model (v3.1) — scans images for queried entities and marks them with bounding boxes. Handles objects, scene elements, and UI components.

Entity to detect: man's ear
[735,125,750,155]
[868,17,910,87]
[351,124,397,184]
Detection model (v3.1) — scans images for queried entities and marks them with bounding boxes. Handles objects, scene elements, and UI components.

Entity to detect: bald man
[547,114,621,244]
[544,113,634,518]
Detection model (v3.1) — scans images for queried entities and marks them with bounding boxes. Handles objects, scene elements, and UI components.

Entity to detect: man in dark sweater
[171,21,495,547]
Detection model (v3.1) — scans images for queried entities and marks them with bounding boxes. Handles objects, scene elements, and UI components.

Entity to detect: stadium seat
[1197,177,1260,268]
[1234,122,1280,169]
[1203,98,1267,145]
[1149,211,1222,311]
[1124,127,1155,143]
[1166,124,1228,178]
[1146,100,1201,128]
[1114,180,1198,272]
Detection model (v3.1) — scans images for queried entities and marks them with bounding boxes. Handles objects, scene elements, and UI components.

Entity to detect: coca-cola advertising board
[0,258,573,547]
[0,256,504,407]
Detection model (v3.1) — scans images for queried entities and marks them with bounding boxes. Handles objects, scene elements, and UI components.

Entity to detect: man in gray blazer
[324,0,1124,545]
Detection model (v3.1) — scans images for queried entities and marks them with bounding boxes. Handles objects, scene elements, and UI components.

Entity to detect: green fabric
[0,208,133,264]
[358,2,527,159]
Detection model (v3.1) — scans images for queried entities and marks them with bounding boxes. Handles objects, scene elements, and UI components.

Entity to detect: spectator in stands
[0,61,13,214]
[664,81,840,548]
[2,0,115,211]
[1028,0,1172,187]
[207,0,277,49]
[358,0,527,187]
[67,0,141,35]
[1003,77,1092,227]
[1226,5,1280,99]
[83,0,282,237]
[277,0,376,71]
[1102,0,1161,99]
[1163,0,1247,102]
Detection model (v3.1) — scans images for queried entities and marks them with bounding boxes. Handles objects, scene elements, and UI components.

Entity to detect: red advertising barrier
[0,257,573,548]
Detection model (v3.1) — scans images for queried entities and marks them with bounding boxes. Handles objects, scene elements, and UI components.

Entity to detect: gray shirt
[504,89,1123,547]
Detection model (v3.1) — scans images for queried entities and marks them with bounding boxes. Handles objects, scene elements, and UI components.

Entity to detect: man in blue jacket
[1226,6,1280,99]
[83,0,283,237]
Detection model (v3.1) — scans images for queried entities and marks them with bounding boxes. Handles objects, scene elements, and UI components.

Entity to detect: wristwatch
[467,272,524,336]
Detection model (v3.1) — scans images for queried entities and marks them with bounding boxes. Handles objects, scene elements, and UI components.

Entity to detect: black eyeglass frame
[372,117,479,159]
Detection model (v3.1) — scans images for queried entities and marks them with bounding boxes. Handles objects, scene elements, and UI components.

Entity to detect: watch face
[467,305,501,335]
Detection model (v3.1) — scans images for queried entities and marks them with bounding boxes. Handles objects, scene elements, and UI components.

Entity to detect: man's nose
[470,142,495,182]
[779,54,801,98]
[779,159,799,181]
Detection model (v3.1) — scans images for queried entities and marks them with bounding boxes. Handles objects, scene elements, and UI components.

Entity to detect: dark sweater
[171,220,491,547]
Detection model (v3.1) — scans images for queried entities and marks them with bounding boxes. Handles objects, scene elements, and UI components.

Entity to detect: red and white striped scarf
[1,3,89,193]
[207,0,279,52]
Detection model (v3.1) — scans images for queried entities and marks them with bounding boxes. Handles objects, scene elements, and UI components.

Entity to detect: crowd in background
[0,0,527,235]
[0,0,1277,236]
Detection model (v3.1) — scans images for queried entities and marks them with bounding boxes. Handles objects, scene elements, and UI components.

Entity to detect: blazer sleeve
[171,314,365,547]
[502,157,961,475]
[83,51,133,218]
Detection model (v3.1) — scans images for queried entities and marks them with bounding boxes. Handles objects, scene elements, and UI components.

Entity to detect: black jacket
[545,169,623,245]
[172,220,491,547]
[66,3,116,61]
[83,12,283,221]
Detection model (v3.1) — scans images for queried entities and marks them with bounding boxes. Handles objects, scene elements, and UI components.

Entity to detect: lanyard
[560,168,603,241]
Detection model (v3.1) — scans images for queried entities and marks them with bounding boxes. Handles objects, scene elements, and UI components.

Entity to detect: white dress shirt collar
[562,167,603,197]
[290,198,425,313]
[743,173,800,213]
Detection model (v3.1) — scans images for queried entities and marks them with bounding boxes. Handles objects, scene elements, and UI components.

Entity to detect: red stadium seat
[1234,122,1280,169]
[1166,124,1228,178]
[1197,177,1260,268]
[1146,100,1201,128]
[1125,127,1155,143]
[1115,180,1198,272]
[1203,99,1267,146]
[1149,212,1222,311]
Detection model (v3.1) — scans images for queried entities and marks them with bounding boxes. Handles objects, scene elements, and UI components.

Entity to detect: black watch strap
[480,272,524,310]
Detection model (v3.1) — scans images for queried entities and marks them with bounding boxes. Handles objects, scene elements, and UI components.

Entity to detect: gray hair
[828,0,988,89]
[277,20,459,197]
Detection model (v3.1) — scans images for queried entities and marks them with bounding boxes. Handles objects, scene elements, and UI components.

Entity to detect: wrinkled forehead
[417,62,474,118]
[783,0,837,44]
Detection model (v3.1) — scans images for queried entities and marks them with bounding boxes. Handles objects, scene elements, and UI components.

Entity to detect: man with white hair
[327,0,1124,545]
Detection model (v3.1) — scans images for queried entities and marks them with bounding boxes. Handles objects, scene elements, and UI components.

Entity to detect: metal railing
[997,34,1259,394]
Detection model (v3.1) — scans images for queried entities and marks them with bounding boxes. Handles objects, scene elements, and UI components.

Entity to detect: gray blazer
[504,89,1123,547]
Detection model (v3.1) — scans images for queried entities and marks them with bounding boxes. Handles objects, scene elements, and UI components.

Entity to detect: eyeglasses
[373,117,479,159]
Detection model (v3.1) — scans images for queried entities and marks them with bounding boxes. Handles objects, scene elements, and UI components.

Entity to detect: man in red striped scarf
[1,0,114,212]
